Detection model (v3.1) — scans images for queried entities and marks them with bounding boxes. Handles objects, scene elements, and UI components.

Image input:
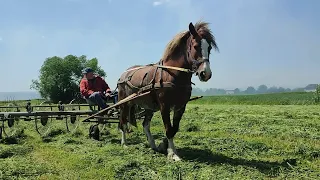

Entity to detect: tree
[257,85,268,94]
[244,86,256,94]
[277,87,286,93]
[30,55,106,103]
[285,88,292,92]
[314,84,320,104]
[267,86,278,93]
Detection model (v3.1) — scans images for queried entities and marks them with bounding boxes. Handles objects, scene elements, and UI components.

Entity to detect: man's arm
[80,79,94,98]
[100,77,111,93]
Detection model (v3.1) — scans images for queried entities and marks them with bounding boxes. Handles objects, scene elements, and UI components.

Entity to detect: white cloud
[153,0,170,6]
[153,1,162,6]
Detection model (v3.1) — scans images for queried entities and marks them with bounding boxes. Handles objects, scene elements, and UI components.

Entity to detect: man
[80,67,114,110]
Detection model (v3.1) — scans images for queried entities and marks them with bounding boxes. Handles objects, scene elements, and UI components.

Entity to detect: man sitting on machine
[79,67,117,112]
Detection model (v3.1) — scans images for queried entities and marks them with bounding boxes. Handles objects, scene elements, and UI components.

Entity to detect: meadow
[0,92,319,179]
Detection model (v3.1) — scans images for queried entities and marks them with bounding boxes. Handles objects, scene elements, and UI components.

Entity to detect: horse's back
[117,65,142,85]
[117,64,156,87]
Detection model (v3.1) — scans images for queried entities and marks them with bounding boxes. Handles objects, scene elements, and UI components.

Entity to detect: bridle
[186,36,209,74]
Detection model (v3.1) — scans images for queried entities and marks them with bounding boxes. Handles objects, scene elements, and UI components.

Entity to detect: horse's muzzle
[197,59,211,82]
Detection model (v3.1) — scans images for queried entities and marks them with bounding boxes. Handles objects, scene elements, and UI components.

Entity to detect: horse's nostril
[200,71,205,79]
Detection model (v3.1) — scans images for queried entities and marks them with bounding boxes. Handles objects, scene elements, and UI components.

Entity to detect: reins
[124,64,194,74]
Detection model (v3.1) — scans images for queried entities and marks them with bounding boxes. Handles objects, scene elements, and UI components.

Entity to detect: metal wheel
[97,117,107,132]
[89,124,100,140]
[0,126,2,139]
[34,101,53,136]
[2,103,21,138]
[65,99,81,133]
[97,106,120,132]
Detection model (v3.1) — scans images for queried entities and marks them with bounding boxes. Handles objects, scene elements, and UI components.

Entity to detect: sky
[0,0,319,92]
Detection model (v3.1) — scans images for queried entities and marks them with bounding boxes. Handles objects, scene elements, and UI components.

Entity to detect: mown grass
[1,103,319,179]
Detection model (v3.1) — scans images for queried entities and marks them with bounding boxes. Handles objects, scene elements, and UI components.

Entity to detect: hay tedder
[0,91,203,141]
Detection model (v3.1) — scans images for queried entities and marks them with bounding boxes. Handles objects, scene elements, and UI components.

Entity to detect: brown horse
[116,20,219,161]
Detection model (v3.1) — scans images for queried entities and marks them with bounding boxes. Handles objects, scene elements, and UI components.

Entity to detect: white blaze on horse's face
[201,39,210,60]
[198,39,212,82]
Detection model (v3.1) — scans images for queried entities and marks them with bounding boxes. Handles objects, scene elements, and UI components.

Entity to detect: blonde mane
[161,20,219,61]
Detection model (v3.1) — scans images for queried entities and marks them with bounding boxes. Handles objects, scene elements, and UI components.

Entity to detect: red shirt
[80,76,111,98]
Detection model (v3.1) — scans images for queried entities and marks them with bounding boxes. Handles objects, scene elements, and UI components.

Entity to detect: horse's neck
[162,51,192,84]
[163,38,191,68]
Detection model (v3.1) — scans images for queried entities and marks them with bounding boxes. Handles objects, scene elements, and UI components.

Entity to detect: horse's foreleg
[158,103,181,161]
[172,105,185,137]
[142,110,157,151]
[167,105,186,161]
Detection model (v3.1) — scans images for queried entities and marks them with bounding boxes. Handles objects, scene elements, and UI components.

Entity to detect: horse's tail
[129,105,137,127]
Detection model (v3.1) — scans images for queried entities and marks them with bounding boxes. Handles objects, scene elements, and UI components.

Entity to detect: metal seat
[84,91,118,112]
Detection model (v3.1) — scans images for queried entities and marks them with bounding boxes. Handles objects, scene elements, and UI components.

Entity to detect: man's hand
[99,91,107,98]
[105,90,112,97]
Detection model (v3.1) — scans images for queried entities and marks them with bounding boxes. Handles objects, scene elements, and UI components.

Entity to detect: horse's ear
[189,22,198,38]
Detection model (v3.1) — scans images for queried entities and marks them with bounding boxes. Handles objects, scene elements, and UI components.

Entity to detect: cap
[82,67,94,74]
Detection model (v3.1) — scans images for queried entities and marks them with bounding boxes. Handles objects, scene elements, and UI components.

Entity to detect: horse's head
[187,22,219,82]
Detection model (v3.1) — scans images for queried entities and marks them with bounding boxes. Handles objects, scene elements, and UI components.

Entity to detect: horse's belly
[129,93,159,111]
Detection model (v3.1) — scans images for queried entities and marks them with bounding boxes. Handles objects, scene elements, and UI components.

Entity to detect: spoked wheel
[34,101,53,136]
[65,99,81,133]
[0,126,2,139]
[99,102,121,131]
[89,124,100,140]
[97,119,106,133]
[2,103,21,138]
[35,116,53,136]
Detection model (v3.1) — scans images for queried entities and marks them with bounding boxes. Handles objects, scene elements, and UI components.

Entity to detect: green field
[0,92,319,179]
[189,92,316,105]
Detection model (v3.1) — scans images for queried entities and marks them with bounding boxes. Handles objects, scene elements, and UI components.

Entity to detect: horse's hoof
[122,144,128,148]
[167,153,182,161]
[157,142,167,154]
[151,147,159,152]
[158,139,168,154]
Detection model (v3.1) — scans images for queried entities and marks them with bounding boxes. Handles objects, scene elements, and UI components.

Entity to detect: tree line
[192,84,318,96]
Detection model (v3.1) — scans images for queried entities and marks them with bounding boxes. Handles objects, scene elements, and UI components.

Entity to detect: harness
[117,38,205,94]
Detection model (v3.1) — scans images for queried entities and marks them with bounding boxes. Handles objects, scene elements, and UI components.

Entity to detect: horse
[116,20,219,161]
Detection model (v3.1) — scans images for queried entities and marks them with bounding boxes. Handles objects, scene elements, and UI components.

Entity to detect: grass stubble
[0,97,319,179]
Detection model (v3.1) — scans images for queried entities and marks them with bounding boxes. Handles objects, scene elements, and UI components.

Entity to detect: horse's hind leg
[142,110,157,151]
[119,104,129,147]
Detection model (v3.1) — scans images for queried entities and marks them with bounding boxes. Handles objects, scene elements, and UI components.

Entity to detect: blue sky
[0,0,319,92]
